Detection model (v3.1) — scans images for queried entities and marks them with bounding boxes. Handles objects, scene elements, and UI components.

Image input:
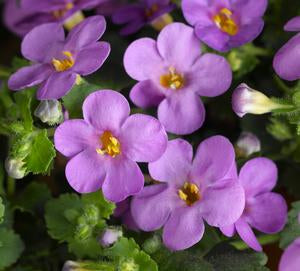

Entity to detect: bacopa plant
[0,0,300,270]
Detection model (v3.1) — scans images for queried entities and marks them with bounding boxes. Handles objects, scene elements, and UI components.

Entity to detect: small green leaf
[280,201,300,248]
[68,237,103,259]
[0,197,4,224]
[0,228,24,269]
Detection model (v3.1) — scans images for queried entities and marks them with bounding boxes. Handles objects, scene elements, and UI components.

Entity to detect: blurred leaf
[68,237,103,259]
[0,197,4,224]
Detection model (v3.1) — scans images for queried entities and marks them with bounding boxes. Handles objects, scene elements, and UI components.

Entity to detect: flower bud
[100,227,123,247]
[235,132,261,158]
[5,157,26,179]
[119,258,138,271]
[142,235,162,254]
[34,100,63,125]
[232,83,286,117]
[62,261,80,271]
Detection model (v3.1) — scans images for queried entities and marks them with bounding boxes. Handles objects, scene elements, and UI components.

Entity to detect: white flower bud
[236,132,261,157]
[5,158,26,179]
[100,227,123,247]
[34,100,63,125]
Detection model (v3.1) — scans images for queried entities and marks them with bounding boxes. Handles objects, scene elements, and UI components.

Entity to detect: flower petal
[21,23,65,63]
[102,158,144,202]
[157,92,205,135]
[246,192,287,233]
[189,53,232,97]
[284,16,300,32]
[200,179,245,227]
[232,0,268,20]
[163,207,205,251]
[149,139,193,185]
[130,80,165,108]
[65,149,106,193]
[220,224,236,237]
[36,72,77,100]
[279,238,300,271]
[8,64,52,90]
[124,38,164,81]
[131,184,173,231]
[182,0,213,26]
[191,136,236,186]
[239,157,277,197]
[73,42,110,75]
[54,120,98,157]
[82,90,130,133]
[120,114,167,162]
[157,23,201,70]
[235,218,262,251]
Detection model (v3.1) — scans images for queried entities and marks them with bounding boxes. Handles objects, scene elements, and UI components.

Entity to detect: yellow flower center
[52,51,74,72]
[53,2,74,19]
[96,131,121,157]
[145,4,159,18]
[213,8,238,36]
[160,67,185,90]
[178,182,201,206]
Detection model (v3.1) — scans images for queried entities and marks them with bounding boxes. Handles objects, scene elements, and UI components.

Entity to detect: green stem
[231,234,280,250]
[274,75,291,93]
[7,176,16,197]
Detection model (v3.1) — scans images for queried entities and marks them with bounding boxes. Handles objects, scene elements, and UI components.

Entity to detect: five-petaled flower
[54,90,168,202]
[131,136,245,250]
[182,0,268,52]
[8,16,110,100]
[124,23,232,135]
[220,158,287,251]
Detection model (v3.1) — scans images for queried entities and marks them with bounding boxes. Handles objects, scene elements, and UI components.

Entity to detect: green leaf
[204,243,269,271]
[13,182,51,214]
[68,237,103,259]
[106,237,158,271]
[0,228,24,269]
[280,201,300,248]
[24,129,56,174]
[0,197,4,224]
[82,191,115,219]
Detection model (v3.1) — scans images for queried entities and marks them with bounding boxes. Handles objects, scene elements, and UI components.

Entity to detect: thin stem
[231,234,280,250]
[7,176,16,197]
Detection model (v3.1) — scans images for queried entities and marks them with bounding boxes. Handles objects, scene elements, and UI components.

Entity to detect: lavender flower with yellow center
[8,16,110,100]
[131,137,245,250]
[54,90,168,203]
[182,0,268,52]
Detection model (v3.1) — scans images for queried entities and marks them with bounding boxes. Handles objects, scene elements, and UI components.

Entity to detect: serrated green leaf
[25,129,56,174]
[68,237,103,259]
[204,243,269,271]
[82,191,115,219]
[0,228,24,269]
[280,201,300,248]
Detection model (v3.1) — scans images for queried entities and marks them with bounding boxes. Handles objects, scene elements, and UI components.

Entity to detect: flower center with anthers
[160,67,185,90]
[53,2,74,19]
[52,51,74,72]
[145,4,159,18]
[96,131,121,157]
[213,8,238,36]
[178,182,201,206]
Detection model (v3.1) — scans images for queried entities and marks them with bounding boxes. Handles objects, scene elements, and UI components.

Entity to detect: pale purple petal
[246,192,287,233]
[189,53,232,97]
[239,158,277,197]
[37,72,77,100]
[163,207,205,251]
[279,238,300,271]
[65,149,106,193]
[220,224,236,237]
[235,218,262,251]
[82,90,130,133]
[157,92,205,135]
[8,64,52,90]
[120,114,167,162]
[232,0,268,21]
[102,158,144,202]
[54,120,98,157]
[182,0,213,26]
[73,42,110,75]
[130,80,165,108]
[157,23,201,70]
[149,139,193,185]
[200,179,245,227]
[124,38,164,81]
[284,16,300,32]
[191,136,236,186]
[21,23,65,63]
[131,184,173,231]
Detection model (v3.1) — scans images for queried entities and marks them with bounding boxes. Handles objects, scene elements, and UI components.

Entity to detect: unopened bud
[100,227,123,247]
[62,261,80,271]
[34,100,63,125]
[119,258,138,271]
[235,132,261,158]
[5,158,26,179]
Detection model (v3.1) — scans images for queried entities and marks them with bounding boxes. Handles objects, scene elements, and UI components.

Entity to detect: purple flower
[131,136,245,250]
[100,227,123,247]
[4,0,107,36]
[114,199,139,231]
[124,23,232,135]
[182,0,268,52]
[273,17,300,81]
[236,132,261,158]
[279,237,300,271]
[54,90,168,202]
[97,0,128,17]
[221,158,287,251]
[8,16,110,100]
[112,0,175,35]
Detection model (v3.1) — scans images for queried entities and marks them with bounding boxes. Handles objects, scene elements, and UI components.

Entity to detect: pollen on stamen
[178,182,201,206]
[213,8,238,36]
[160,67,185,90]
[52,51,74,72]
[96,131,121,157]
